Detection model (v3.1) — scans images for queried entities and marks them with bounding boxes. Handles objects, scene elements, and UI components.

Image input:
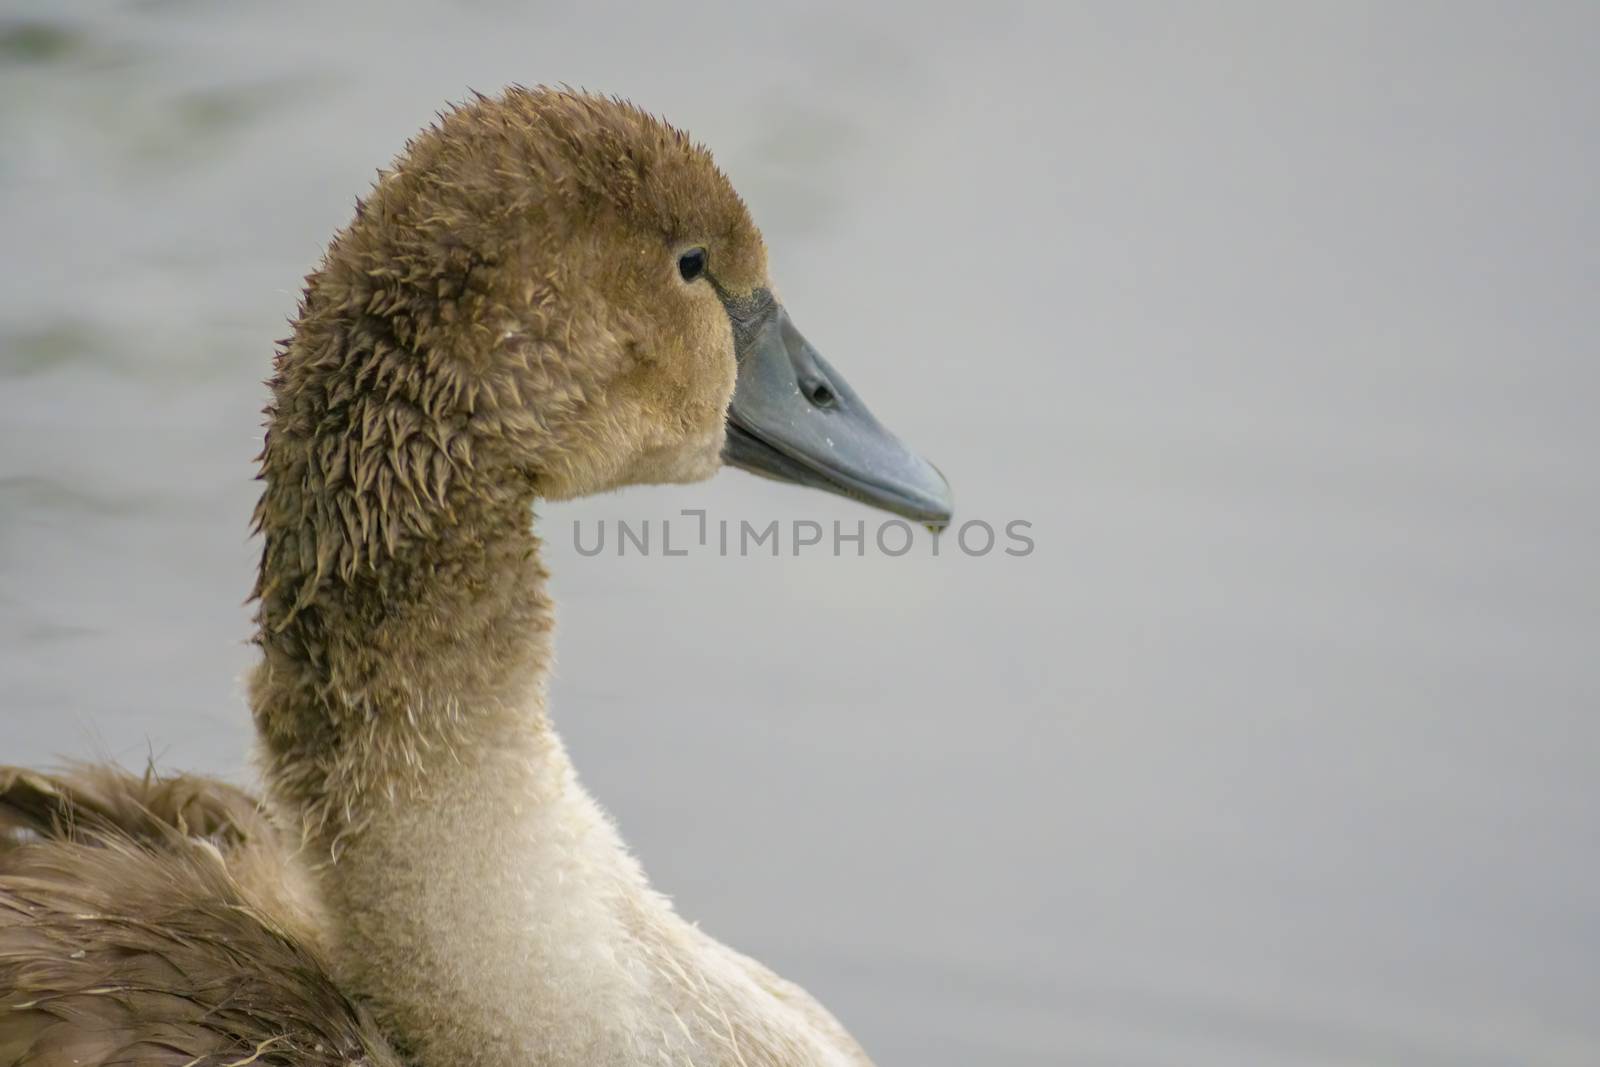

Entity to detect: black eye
[678,247,708,282]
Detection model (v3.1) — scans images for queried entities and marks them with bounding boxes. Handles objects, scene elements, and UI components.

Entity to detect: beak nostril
[807,383,836,408]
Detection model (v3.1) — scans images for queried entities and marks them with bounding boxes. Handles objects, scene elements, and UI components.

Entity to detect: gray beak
[720,293,953,525]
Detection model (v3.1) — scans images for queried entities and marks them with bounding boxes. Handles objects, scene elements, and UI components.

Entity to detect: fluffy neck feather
[247,326,639,1063]
[249,453,867,1067]
[252,475,551,842]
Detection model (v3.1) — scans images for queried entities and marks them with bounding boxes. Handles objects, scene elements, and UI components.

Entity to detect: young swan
[0,88,950,1067]
[253,89,947,1067]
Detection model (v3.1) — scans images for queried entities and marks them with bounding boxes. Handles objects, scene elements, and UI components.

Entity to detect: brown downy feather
[0,767,398,1067]
[0,764,263,850]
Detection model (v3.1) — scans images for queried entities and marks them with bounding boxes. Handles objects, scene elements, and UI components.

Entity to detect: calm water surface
[2,3,1598,1064]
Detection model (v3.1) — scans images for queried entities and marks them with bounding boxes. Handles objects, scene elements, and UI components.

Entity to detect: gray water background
[2,3,1598,1064]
